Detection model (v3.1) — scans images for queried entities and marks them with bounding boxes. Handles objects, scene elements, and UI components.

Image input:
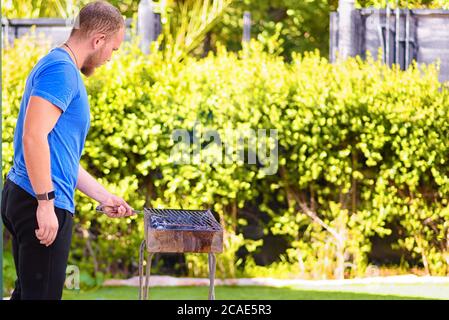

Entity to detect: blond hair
[71,1,124,38]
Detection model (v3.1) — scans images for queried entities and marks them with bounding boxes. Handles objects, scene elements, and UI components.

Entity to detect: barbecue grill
[138,208,223,300]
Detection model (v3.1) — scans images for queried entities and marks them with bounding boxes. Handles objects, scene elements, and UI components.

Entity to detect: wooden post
[2,18,9,48]
[395,2,400,66]
[337,0,356,60]
[243,11,251,43]
[329,12,338,62]
[405,5,411,67]
[138,0,155,54]
[386,2,391,66]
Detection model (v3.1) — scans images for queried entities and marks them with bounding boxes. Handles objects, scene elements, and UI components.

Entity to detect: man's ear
[92,33,106,49]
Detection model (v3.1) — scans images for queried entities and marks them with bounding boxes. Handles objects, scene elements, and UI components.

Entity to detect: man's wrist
[38,199,55,207]
[96,189,111,204]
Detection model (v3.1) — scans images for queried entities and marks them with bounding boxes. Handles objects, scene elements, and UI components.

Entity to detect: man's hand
[35,201,59,246]
[99,194,134,218]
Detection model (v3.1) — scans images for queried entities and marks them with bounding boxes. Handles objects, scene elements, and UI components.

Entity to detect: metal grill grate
[145,208,222,232]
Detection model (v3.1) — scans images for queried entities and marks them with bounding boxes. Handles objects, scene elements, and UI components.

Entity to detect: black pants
[1,178,73,300]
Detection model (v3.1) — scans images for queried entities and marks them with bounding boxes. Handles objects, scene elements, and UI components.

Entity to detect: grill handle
[96,205,143,215]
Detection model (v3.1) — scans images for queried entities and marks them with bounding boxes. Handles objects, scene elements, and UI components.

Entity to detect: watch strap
[36,191,55,201]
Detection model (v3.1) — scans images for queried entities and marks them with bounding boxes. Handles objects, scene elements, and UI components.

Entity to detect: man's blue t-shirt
[7,47,91,214]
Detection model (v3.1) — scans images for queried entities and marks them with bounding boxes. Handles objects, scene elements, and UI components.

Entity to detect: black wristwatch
[36,191,55,201]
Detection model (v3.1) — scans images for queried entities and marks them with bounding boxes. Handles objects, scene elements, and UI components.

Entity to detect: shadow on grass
[63,286,431,300]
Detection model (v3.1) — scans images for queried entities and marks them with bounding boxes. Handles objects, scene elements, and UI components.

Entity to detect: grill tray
[144,208,223,253]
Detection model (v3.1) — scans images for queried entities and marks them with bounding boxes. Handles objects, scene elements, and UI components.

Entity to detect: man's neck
[61,39,87,69]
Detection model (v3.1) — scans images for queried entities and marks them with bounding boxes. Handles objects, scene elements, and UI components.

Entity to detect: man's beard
[81,50,102,77]
[81,64,95,77]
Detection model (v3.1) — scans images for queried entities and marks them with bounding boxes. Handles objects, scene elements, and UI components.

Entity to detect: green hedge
[2,35,449,289]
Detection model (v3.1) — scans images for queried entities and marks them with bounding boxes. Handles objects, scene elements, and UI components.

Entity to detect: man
[1,1,134,300]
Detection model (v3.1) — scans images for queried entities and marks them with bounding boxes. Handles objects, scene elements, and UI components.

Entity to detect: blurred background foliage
[3,34,449,294]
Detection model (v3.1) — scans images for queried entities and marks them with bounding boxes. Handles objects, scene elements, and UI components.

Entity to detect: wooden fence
[331,1,449,82]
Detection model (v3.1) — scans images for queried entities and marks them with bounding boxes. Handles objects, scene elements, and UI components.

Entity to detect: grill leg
[138,240,154,300]
[138,240,146,300]
[143,252,154,300]
[208,253,217,300]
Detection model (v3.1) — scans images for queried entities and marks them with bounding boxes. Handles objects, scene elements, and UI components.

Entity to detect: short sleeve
[30,62,79,112]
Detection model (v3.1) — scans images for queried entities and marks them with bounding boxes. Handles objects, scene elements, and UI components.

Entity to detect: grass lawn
[62,283,449,300]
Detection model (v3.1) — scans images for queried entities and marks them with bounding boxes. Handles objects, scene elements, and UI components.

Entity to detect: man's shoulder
[34,48,78,78]
[28,48,81,109]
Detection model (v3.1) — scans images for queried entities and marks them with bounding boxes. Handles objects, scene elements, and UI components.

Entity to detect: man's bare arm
[76,165,134,217]
[23,96,62,246]
[76,165,109,203]
[23,96,61,195]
